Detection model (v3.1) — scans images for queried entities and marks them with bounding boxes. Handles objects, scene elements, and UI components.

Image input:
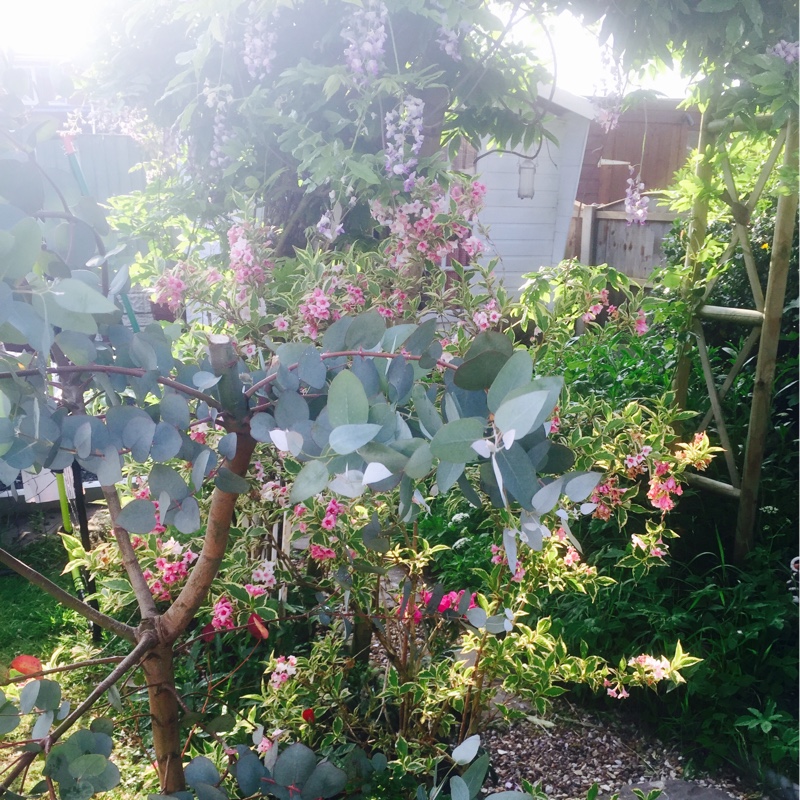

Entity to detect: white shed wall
[474,110,590,294]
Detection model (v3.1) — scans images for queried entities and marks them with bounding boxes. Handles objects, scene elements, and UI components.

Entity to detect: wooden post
[734,115,799,563]
[673,113,713,409]
[579,204,597,264]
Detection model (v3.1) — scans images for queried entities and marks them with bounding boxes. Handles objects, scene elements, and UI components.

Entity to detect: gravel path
[481,699,758,800]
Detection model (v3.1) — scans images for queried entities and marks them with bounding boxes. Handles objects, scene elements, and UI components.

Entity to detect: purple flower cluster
[767,40,799,65]
[437,26,461,60]
[341,0,388,82]
[202,82,233,170]
[624,166,648,226]
[384,95,425,177]
[243,3,277,81]
[594,94,622,134]
[317,211,344,242]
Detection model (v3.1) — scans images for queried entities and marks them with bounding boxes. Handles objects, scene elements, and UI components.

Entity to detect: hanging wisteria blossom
[624,166,648,226]
[243,3,278,81]
[341,0,388,83]
[384,95,425,177]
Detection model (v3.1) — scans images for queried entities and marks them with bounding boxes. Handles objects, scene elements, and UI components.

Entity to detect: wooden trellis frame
[673,112,798,563]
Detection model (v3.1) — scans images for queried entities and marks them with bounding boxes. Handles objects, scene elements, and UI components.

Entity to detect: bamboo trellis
[673,112,799,563]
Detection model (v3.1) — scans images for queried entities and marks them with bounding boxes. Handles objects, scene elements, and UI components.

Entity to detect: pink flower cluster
[647,468,683,513]
[624,445,652,479]
[212,596,235,631]
[604,678,630,700]
[472,299,502,331]
[321,498,345,531]
[629,653,670,683]
[260,480,290,506]
[269,655,298,689]
[563,546,581,567]
[590,476,626,521]
[153,269,187,314]
[399,587,477,624]
[142,538,198,602]
[630,533,666,559]
[309,544,336,561]
[227,224,274,287]
[490,544,525,582]
[246,559,277,597]
[371,177,486,273]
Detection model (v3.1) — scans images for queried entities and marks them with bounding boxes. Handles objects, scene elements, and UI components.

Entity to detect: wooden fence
[565,198,678,281]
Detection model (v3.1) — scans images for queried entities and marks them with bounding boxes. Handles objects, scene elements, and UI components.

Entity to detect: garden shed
[467,86,595,292]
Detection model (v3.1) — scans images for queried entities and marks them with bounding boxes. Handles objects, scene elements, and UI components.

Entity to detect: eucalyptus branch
[0,365,224,410]
[47,631,158,745]
[2,657,126,686]
[245,349,456,399]
[0,547,135,642]
[102,486,160,622]
[0,633,156,795]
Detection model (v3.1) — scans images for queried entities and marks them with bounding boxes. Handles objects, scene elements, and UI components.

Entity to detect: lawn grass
[0,531,86,666]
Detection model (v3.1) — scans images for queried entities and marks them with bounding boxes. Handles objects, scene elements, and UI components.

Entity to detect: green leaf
[343,311,386,349]
[412,385,442,436]
[185,756,221,789]
[215,467,249,494]
[430,418,486,463]
[160,393,190,429]
[563,472,601,502]
[531,477,563,515]
[487,350,533,412]
[51,279,117,315]
[249,412,276,442]
[150,422,183,462]
[436,460,465,493]
[69,754,108,780]
[71,197,110,236]
[494,444,537,510]
[274,742,317,789]
[462,752,490,799]
[327,370,368,427]
[1,217,42,280]
[329,423,382,455]
[450,775,470,800]
[55,331,97,366]
[404,442,433,479]
[19,681,40,715]
[301,761,348,799]
[346,158,380,185]
[173,497,200,534]
[452,734,480,765]
[34,680,61,712]
[290,460,330,503]
[115,499,157,534]
[454,331,513,390]
[495,377,562,439]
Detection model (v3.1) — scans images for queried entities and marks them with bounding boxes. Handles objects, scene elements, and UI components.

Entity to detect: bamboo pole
[734,115,799,563]
[673,114,714,409]
[697,305,764,325]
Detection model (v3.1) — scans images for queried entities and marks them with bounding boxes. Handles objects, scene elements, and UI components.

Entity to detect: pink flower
[309,544,336,561]
[320,513,337,531]
[563,546,580,567]
[212,597,235,630]
[634,309,648,336]
[245,583,268,597]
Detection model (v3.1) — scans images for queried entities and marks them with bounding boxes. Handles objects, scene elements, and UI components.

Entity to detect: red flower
[301,708,315,724]
[200,623,216,643]
[247,613,270,641]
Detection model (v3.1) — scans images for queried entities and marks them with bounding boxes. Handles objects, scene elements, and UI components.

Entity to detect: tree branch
[160,431,256,643]
[2,657,125,686]
[0,365,223,410]
[0,547,136,643]
[102,486,160,622]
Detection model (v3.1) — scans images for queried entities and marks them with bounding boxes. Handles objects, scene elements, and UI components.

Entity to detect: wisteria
[341,0,388,82]
[384,95,425,177]
[202,82,233,170]
[436,26,461,60]
[768,40,799,65]
[243,4,278,80]
[624,166,648,225]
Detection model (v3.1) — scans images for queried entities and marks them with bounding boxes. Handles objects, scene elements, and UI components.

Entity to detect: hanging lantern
[517,159,536,199]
